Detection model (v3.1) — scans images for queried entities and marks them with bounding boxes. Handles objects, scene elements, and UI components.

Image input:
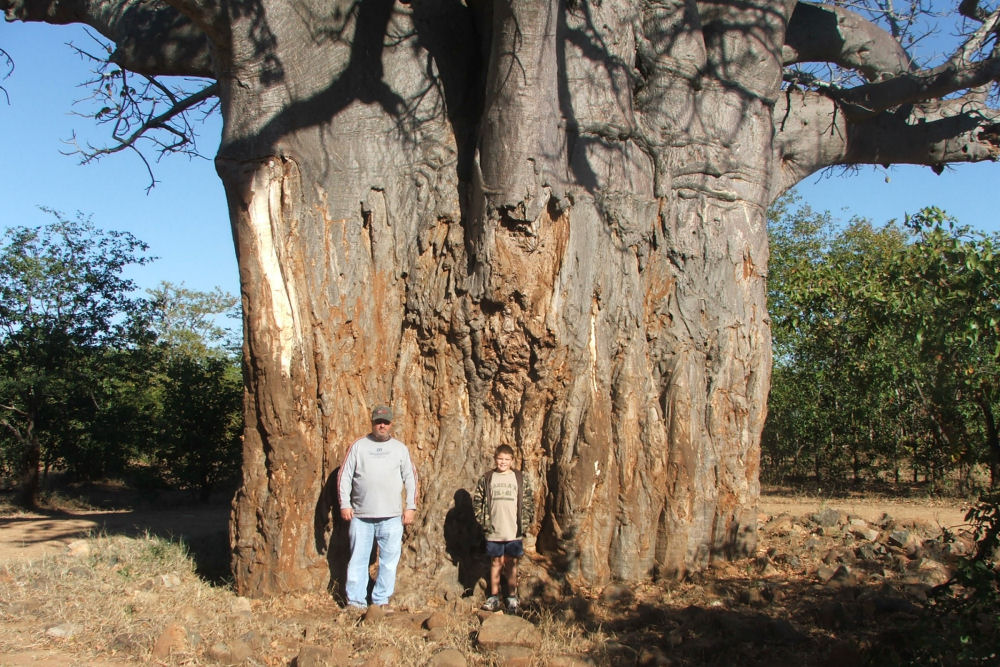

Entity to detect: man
[338,405,418,610]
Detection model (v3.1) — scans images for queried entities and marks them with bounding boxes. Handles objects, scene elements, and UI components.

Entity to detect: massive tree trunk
[220,0,771,595]
[8,0,1000,598]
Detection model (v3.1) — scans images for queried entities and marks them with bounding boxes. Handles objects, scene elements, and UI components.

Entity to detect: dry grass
[0,531,619,665]
[0,490,976,666]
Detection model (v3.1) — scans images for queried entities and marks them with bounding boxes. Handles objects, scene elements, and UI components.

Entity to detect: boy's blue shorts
[486,539,524,558]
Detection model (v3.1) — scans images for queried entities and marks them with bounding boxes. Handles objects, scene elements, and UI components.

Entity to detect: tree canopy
[765,195,1000,491]
[0,212,242,505]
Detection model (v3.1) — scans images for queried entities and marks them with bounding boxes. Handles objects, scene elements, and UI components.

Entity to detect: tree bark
[214,0,773,595]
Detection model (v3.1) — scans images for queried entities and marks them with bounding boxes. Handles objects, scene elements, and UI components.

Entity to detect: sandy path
[759,494,969,529]
[0,506,230,562]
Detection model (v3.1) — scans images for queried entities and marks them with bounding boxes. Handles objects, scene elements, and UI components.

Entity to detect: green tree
[143,281,243,499]
[883,209,1000,487]
[767,199,1000,490]
[146,281,240,359]
[765,195,912,485]
[154,354,242,500]
[0,210,152,506]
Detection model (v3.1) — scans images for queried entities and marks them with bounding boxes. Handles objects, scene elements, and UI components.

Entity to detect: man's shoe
[481,595,501,612]
[505,596,520,614]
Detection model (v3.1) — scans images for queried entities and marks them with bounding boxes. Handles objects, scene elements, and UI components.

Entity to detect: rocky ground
[0,494,977,665]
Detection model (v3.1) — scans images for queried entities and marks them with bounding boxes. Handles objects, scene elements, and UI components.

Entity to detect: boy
[473,444,534,613]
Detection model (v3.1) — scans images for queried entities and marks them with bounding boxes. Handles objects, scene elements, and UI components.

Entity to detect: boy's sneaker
[481,596,501,612]
[505,596,520,614]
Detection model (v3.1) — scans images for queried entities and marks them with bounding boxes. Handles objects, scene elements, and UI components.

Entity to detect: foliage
[764,195,1000,490]
[146,281,240,358]
[0,212,243,504]
[152,352,243,500]
[0,210,153,503]
[890,492,1000,665]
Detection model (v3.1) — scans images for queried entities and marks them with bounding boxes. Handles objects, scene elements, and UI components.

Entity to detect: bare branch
[0,46,11,105]
[947,5,1000,70]
[64,78,219,190]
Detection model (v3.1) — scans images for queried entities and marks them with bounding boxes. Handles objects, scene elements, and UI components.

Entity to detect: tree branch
[772,87,1000,198]
[834,54,1000,120]
[66,80,219,190]
[783,2,912,81]
[0,0,215,77]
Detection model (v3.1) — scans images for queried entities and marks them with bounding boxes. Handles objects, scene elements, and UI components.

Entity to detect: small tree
[883,209,1000,487]
[0,210,152,506]
[143,281,243,499]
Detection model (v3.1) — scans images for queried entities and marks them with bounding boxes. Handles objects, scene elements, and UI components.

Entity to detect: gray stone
[45,622,81,639]
[477,614,542,650]
[888,529,913,549]
[812,508,843,527]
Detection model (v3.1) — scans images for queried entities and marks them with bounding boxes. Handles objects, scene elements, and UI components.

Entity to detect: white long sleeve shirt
[337,435,418,518]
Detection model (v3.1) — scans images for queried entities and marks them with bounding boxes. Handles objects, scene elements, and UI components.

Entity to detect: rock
[424,610,453,630]
[207,642,235,663]
[151,622,187,659]
[426,648,467,667]
[477,614,542,650]
[855,543,879,561]
[295,643,352,667]
[364,646,402,666]
[232,596,253,614]
[45,622,81,638]
[812,508,843,527]
[819,564,858,588]
[600,583,633,606]
[494,645,534,666]
[229,637,254,662]
[427,626,452,642]
[850,526,880,542]
[910,558,951,586]
[546,655,599,666]
[638,644,672,666]
[111,632,143,653]
[888,530,914,550]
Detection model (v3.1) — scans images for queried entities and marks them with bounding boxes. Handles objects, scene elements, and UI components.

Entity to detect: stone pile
[758,507,972,592]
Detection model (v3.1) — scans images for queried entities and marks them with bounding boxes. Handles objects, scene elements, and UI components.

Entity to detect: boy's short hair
[494,444,515,458]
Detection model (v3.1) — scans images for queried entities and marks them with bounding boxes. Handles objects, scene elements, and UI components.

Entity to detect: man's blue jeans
[346,516,404,607]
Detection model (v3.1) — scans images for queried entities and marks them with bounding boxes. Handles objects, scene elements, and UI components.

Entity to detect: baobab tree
[3,0,999,597]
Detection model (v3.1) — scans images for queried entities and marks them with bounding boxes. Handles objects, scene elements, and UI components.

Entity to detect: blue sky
[2,20,998,302]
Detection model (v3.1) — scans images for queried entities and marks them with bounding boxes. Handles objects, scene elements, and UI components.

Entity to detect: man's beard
[371,431,391,442]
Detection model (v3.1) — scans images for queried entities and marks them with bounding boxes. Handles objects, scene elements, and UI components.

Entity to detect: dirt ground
[0,491,979,666]
[0,494,969,563]
[0,505,230,563]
